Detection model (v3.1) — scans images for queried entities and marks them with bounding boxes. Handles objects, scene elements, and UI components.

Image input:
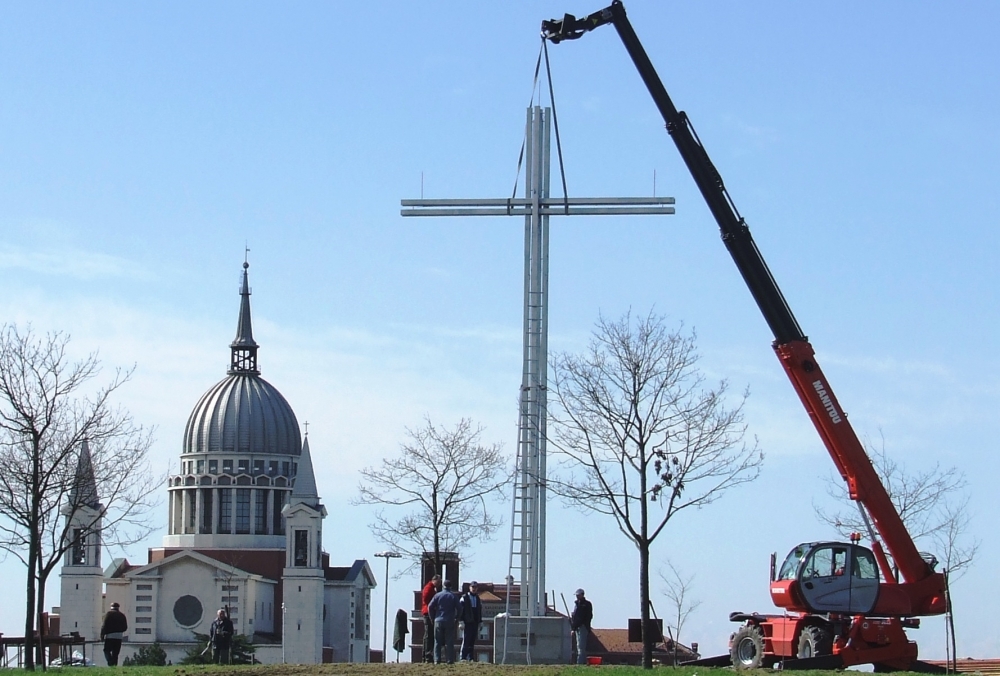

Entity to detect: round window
[173,594,203,627]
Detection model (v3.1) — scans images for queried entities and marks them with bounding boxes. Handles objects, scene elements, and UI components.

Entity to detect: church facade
[58,262,375,664]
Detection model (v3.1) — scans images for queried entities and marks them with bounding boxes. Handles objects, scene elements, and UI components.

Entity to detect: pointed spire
[229,260,260,375]
[290,434,319,505]
[70,440,101,510]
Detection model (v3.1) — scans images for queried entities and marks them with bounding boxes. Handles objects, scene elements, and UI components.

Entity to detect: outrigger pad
[777,655,845,671]
[679,654,734,667]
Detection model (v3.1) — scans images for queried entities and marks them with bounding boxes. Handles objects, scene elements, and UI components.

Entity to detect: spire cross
[304,421,310,436]
[401,106,675,618]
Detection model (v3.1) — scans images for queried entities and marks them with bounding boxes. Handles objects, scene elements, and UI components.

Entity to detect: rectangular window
[281,461,289,476]
[209,459,218,474]
[354,599,365,640]
[228,606,239,615]
[135,617,152,624]
[273,490,287,535]
[218,488,232,533]
[222,459,233,473]
[71,528,86,565]
[196,460,205,474]
[222,585,240,591]
[135,628,152,635]
[221,596,239,602]
[201,488,213,534]
[236,489,251,533]
[136,606,152,612]
[268,461,278,475]
[136,584,153,591]
[253,459,264,474]
[254,489,268,533]
[187,489,196,530]
[292,462,298,476]
[237,459,249,473]
[479,624,490,640]
[294,530,308,566]
[136,595,152,602]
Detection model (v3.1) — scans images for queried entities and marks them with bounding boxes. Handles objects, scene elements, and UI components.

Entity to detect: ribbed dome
[182,373,301,456]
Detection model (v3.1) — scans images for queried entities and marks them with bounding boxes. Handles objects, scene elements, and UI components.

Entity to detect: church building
[58,261,375,664]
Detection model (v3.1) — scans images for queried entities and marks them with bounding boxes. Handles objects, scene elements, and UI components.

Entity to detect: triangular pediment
[125,549,266,581]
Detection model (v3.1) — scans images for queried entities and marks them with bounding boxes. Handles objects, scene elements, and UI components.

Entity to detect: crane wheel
[731,625,765,669]
[796,625,833,658]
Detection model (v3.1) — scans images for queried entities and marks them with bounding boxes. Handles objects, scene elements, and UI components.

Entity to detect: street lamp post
[374,551,402,662]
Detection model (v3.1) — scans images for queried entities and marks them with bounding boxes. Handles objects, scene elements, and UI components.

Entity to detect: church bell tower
[281,435,327,663]
[59,441,105,643]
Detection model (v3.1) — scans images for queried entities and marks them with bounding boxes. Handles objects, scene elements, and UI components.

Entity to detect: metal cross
[401,106,674,618]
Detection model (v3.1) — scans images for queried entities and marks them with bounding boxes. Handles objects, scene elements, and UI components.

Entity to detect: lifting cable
[510,38,571,215]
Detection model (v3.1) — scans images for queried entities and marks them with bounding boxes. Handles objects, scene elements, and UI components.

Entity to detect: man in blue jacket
[428,580,460,664]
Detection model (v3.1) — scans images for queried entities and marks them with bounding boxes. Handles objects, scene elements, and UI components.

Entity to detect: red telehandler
[542,2,947,671]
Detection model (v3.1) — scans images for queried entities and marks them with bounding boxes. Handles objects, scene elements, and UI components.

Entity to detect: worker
[571,589,593,664]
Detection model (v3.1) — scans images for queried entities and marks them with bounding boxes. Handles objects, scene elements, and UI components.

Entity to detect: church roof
[325,559,377,586]
[230,261,258,350]
[70,440,101,510]
[183,373,301,455]
[290,435,318,502]
[182,260,301,456]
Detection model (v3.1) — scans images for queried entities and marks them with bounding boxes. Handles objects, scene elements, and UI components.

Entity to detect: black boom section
[543,1,806,345]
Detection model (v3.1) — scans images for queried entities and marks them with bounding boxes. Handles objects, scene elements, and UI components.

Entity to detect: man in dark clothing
[210,608,235,664]
[420,574,442,663]
[570,588,593,665]
[428,580,460,664]
[458,581,483,662]
[100,602,128,666]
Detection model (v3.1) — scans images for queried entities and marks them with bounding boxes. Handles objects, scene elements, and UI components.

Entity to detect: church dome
[181,259,301,457]
[182,373,301,456]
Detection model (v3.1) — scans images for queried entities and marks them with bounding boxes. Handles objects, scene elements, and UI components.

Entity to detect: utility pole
[374,551,402,662]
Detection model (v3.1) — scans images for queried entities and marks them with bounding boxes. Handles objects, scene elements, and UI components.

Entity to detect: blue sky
[2,0,999,661]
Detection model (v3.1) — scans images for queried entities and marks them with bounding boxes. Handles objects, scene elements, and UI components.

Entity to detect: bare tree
[355,417,511,575]
[659,559,701,657]
[547,311,763,669]
[0,325,159,669]
[814,432,979,580]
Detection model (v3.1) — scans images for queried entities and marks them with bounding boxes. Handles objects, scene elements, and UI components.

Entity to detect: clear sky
[2,0,998,661]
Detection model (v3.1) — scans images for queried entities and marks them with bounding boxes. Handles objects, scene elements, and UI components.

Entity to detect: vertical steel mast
[513,106,550,617]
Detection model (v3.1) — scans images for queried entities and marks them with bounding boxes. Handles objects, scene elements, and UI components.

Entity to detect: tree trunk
[24,531,37,670]
[640,540,652,669]
[37,563,48,671]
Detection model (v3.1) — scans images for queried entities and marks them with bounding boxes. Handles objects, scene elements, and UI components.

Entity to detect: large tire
[796,625,833,659]
[731,625,765,670]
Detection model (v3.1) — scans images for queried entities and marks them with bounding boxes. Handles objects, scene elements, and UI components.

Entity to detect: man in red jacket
[421,574,442,662]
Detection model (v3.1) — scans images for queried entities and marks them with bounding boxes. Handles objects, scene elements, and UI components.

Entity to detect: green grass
[24,665,928,676]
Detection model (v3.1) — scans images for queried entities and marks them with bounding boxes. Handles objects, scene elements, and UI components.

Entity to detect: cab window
[778,546,807,580]
[803,546,848,578]
[852,548,878,580]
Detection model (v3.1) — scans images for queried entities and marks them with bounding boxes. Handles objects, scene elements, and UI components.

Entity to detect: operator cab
[772,542,879,614]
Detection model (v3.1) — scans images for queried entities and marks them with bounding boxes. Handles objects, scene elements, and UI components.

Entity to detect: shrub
[123,643,167,666]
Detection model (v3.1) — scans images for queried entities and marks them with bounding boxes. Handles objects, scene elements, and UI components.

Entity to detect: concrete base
[493,615,571,665]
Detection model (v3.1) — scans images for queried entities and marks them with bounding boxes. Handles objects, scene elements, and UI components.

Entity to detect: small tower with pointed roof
[59,441,106,643]
[281,432,328,664]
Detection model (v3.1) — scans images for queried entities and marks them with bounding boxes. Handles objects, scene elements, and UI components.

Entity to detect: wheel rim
[800,641,814,658]
[737,637,758,665]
